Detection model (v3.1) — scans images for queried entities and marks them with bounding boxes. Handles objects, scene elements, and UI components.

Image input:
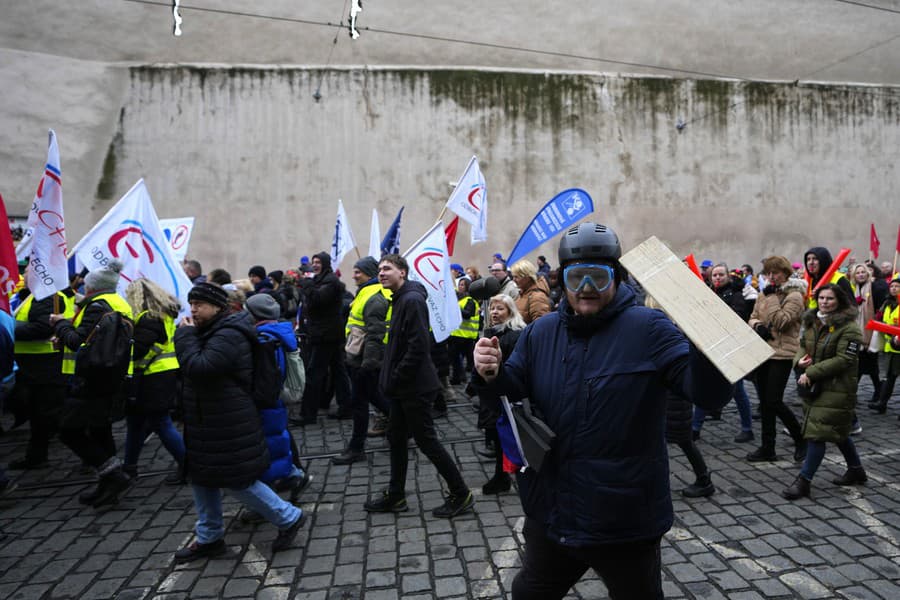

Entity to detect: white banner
[24,130,69,300]
[331,199,356,267]
[445,156,487,240]
[158,217,195,262]
[368,208,381,259]
[70,179,193,312]
[403,221,462,342]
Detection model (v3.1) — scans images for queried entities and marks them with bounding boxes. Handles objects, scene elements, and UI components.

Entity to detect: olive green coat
[794,307,862,443]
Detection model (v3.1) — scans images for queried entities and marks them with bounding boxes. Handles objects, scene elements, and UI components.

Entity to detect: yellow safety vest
[382,302,393,345]
[14,292,74,354]
[134,311,179,375]
[450,297,480,339]
[61,292,134,375]
[885,304,900,354]
[345,283,391,337]
[807,272,849,310]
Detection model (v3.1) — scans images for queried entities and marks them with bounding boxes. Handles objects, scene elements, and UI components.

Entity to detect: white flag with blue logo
[403,221,462,342]
[331,199,356,267]
[445,156,487,244]
[23,130,69,300]
[70,179,193,312]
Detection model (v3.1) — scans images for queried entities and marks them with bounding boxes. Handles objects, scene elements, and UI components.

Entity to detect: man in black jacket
[295,252,352,424]
[363,254,474,518]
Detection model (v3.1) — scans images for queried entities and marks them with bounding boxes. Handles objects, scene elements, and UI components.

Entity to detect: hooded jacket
[175,310,269,489]
[255,319,298,483]
[795,306,862,442]
[297,252,347,343]
[379,279,441,398]
[804,247,854,308]
[494,284,731,547]
[749,278,807,360]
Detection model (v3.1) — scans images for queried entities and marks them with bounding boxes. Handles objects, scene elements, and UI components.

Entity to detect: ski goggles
[562,263,615,293]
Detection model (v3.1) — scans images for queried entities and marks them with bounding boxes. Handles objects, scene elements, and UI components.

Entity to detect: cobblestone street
[1,380,899,599]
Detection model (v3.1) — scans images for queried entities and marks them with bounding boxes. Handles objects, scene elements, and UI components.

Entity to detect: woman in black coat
[473,294,525,495]
[172,282,304,563]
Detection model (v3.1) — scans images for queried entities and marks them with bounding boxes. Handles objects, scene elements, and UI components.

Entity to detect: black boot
[482,473,511,495]
[682,472,715,498]
[78,480,103,505]
[782,475,811,500]
[747,446,777,462]
[832,465,868,486]
[91,468,132,507]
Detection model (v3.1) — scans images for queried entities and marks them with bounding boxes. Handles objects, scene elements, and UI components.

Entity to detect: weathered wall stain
[95,67,900,275]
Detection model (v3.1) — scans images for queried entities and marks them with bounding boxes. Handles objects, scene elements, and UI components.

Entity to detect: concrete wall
[6,62,900,276]
[51,66,897,276]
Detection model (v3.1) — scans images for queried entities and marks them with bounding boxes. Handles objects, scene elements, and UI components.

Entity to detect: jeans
[800,438,862,481]
[448,337,475,382]
[191,481,302,544]
[124,411,186,467]
[348,366,389,452]
[387,390,468,498]
[692,379,752,432]
[512,517,663,600]
[756,359,802,450]
[301,341,352,420]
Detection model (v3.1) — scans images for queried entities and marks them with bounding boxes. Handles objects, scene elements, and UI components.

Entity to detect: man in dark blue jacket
[474,222,731,599]
[363,254,474,518]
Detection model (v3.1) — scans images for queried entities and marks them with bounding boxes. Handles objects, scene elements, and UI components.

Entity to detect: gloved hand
[742,283,758,301]
[754,323,774,341]
[763,284,778,296]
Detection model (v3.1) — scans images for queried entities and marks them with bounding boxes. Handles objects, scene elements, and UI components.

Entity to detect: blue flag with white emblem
[506,189,593,265]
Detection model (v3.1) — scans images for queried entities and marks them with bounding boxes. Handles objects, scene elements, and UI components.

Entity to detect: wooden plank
[620,236,774,383]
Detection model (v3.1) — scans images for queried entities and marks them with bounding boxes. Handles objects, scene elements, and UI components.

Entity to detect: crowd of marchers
[1,232,898,598]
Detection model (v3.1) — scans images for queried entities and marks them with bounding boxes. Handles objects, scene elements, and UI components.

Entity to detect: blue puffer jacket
[498,284,731,547]
[256,320,298,484]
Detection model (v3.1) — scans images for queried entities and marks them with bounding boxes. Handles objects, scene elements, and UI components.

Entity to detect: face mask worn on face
[562,263,615,294]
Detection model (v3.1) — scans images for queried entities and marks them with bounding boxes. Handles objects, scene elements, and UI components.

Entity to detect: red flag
[444,216,460,256]
[896,224,900,254]
[870,223,880,259]
[0,194,20,313]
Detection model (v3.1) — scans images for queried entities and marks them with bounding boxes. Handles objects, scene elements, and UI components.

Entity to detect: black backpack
[250,332,284,410]
[75,310,134,380]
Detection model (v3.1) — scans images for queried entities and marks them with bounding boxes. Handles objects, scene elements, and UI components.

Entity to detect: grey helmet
[557,222,622,265]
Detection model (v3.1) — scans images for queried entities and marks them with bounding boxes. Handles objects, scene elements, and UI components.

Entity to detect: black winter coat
[714,276,752,322]
[131,314,178,415]
[14,293,65,386]
[54,293,127,426]
[379,280,441,398]
[664,392,693,445]
[175,310,269,489]
[298,268,347,343]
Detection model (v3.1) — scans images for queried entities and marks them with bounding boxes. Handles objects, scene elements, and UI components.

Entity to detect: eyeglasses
[562,263,615,293]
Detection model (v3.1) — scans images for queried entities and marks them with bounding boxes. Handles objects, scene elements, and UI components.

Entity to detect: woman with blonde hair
[472,294,525,494]
[123,278,186,483]
[510,259,553,324]
[850,263,884,409]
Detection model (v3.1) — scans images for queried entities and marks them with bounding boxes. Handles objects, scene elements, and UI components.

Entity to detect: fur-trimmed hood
[780,277,808,296]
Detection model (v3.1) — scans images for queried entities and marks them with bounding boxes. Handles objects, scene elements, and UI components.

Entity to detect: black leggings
[756,359,802,450]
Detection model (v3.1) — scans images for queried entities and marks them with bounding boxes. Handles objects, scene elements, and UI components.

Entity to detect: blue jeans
[693,380,753,432]
[800,438,861,481]
[124,412,186,467]
[191,481,302,544]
